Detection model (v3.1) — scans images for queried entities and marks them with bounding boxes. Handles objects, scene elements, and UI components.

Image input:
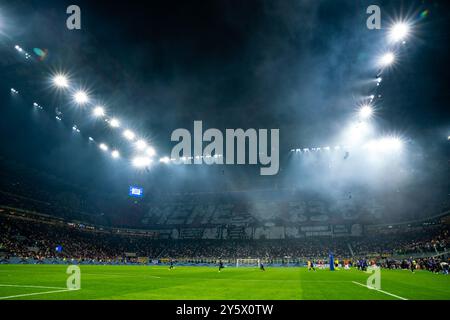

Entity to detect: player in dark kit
[169,259,174,270]
[308,260,316,271]
[260,261,265,271]
[218,259,224,272]
[410,258,416,273]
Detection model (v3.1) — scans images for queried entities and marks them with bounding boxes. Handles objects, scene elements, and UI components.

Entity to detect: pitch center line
[351,281,408,300]
[0,288,79,300]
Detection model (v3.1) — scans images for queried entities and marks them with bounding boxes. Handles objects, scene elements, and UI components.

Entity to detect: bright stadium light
[109,118,120,128]
[132,156,151,168]
[99,143,108,151]
[111,150,120,158]
[346,121,373,145]
[52,74,69,88]
[160,156,170,163]
[389,22,410,43]
[93,106,105,117]
[74,91,89,104]
[135,139,147,150]
[365,137,403,152]
[359,105,374,119]
[376,77,382,86]
[88,136,94,141]
[380,137,403,151]
[123,129,135,140]
[146,146,156,157]
[379,52,395,67]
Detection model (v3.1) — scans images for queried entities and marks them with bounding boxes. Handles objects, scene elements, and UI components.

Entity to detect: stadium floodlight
[88,136,94,141]
[99,143,108,151]
[389,22,410,43]
[111,150,120,158]
[10,88,19,94]
[376,77,382,86]
[52,74,69,88]
[359,105,374,119]
[159,156,170,163]
[132,156,151,168]
[93,106,105,117]
[14,45,23,52]
[135,139,147,150]
[379,52,395,67]
[123,129,135,140]
[74,91,89,104]
[379,137,403,151]
[365,137,403,152]
[55,116,62,121]
[109,118,120,128]
[146,146,156,157]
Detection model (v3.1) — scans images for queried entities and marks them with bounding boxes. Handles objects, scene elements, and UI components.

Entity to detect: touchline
[170,121,279,176]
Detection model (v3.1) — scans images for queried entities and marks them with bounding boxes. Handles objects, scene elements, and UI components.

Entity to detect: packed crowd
[0,214,448,263]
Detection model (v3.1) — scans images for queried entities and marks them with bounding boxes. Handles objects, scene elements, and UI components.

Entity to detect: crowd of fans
[1,213,448,264]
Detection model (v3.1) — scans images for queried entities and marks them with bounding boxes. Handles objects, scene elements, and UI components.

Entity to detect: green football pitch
[0,265,449,300]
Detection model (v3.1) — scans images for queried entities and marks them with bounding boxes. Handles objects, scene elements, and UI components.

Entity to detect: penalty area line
[351,281,408,300]
[0,288,80,300]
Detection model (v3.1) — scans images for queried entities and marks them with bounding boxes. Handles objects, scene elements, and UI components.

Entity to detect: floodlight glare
[123,130,135,140]
[99,143,108,151]
[146,146,156,157]
[74,91,89,104]
[380,137,403,151]
[359,105,374,119]
[53,75,69,88]
[380,52,395,66]
[132,156,151,168]
[110,118,120,128]
[93,106,105,117]
[389,23,410,43]
[365,137,403,152]
[111,150,120,158]
[160,156,170,163]
[135,139,147,150]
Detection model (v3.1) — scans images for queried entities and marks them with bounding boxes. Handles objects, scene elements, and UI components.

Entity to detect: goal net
[236,258,260,268]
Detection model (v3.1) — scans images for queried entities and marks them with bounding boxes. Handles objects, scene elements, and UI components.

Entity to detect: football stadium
[0,0,450,306]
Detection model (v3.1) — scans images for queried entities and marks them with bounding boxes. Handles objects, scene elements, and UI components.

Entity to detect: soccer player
[409,258,416,273]
[218,259,224,272]
[307,260,316,271]
[169,258,174,270]
[260,261,265,271]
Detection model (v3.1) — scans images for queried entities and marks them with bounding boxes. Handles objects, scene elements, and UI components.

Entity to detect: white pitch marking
[0,284,67,290]
[351,281,408,300]
[0,288,79,300]
[82,272,161,279]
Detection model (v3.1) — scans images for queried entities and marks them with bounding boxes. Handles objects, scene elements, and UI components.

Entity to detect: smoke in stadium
[0,0,449,308]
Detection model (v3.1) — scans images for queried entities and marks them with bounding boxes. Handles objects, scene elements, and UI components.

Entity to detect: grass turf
[0,264,449,300]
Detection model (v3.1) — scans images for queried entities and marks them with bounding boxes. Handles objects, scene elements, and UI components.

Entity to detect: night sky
[0,0,449,199]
